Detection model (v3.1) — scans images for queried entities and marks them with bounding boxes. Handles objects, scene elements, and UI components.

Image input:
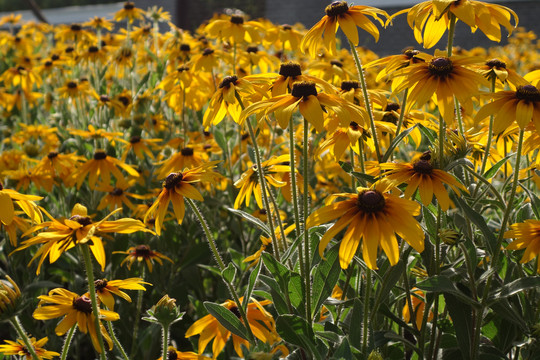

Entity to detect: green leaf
[227,207,271,235]
[417,123,436,144]
[311,244,341,319]
[262,253,291,293]
[453,196,497,255]
[203,301,249,340]
[242,260,262,309]
[289,272,305,312]
[213,129,228,154]
[349,299,364,349]
[221,262,237,283]
[381,125,417,162]
[259,275,290,315]
[482,154,512,179]
[332,336,352,360]
[350,171,377,185]
[416,275,480,308]
[519,183,540,219]
[489,277,540,302]
[276,315,324,360]
[444,292,473,358]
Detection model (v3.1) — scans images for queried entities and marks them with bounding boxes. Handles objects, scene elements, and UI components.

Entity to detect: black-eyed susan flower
[14,203,152,274]
[157,346,211,360]
[364,48,430,85]
[306,181,424,270]
[392,54,488,123]
[114,1,145,23]
[240,81,364,132]
[0,337,59,359]
[83,16,114,31]
[300,1,387,57]
[33,288,118,353]
[379,151,467,211]
[72,150,139,189]
[154,143,211,181]
[402,288,434,330]
[68,124,123,144]
[505,220,540,273]
[113,244,173,272]
[205,14,264,44]
[474,84,540,133]
[185,298,285,358]
[56,79,96,100]
[144,161,219,235]
[234,154,290,209]
[96,178,143,211]
[391,0,518,49]
[473,58,526,87]
[94,278,149,310]
[0,182,42,227]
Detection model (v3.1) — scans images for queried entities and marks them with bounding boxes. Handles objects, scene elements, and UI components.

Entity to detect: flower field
[1,1,540,359]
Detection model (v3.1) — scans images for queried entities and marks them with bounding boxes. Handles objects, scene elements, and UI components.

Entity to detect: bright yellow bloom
[14,203,152,274]
[402,288,434,329]
[379,152,468,211]
[0,276,22,321]
[505,220,540,273]
[0,337,59,359]
[205,14,264,44]
[474,84,540,133]
[114,2,145,23]
[33,288,118,353]
[145,162,219,235]
[72,150,140,189]
[185,298,286,358]
[94,278,150,310]
[0,183,42,228]
[157,346,211,360]
[307,181,424,270]
[391,0,518,49]
[113,244,173,272]
[301,1,387,57]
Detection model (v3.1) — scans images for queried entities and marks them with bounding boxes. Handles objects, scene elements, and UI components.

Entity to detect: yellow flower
[0,276,22,321]
[94,278,150,310]
[307,181,424,270]
[402,288,434,329]
[72,150,140,189]
[0,182,42,227]
[14,203,152,274]
[33,288,118,353]
[157,346,211,360]
[113,244,173,272]
[205,14,264,44]
[391,0,518,49]
[0,337,59,359]
[83,16,114,31]
[301,1,387,57]
[392,54,488,123]
[505,220,540,273]
[379,152,467,211]
[145,162,219,235]
[114,2,146,23]
[185,298,285,358]
[474,84,540,133]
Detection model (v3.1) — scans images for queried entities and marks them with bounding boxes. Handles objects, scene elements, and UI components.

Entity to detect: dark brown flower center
[180,43,191,51]
[47,151,58,159]
[110,187,124,196]
[94,151,107,160]
[413,159,434,174]
[177,65,189,72]
[330,59,343,68]
[229,306,242,318]
[341,80,359,91]
[247,46,258,53]
[230,15,244,24]
[51,54,60,61]
[279,62,302,78]
[349,121,361,130]
[94,279,108,290]
[516,85,540,102]
[100,95,110,102]
[259,208,267,215]
[291,81,317,98]
[124,2,134,10]
[70,24,82,31]
[325,1,349,17]
[89,46,99,53]
[67,81,77,89]
[385,102,400,112]
[65,47,74,53]
[44,60,53,67]
[130,135,141,144]
[164,172,183,189]
[219,75,238,89]
[485,58,506,69]
[403,48,420,58]
[134,244,151,256]
[282,24,292,30]
[241,133,250,140]
[73,296,93,314]
[357,190,386,213]
[69,215,93,226]
[118,96,130,106]
[168,350,178,360]
[202,48,214,56]
[0,182,3,190]
[181,147,194,156]
[428,57,454,77]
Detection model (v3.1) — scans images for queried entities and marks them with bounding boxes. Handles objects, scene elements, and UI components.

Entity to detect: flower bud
[143,294,184,327]
[0,276,22,321]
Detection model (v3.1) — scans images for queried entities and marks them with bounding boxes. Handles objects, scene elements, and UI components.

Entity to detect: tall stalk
[9,316,40,360]
[130,266,145,358]
[302,118,312,324]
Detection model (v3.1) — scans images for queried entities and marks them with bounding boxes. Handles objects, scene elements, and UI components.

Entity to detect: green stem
[447,13,456,57]
[162,325,170,360]
[186,198,256,345]
[10,316,40,360]
[334,266,354,325]
[394,88,409,139]
[303,118,312,324]
[471,129,525,360]
[130,266,145,358]
[107,321,129,360]
[81,244,107,360]
[60,326,77,360]
[289,117,304,277]
[362,269,372,359]
[438,115,446,168]
[349,40,381,161]
[265,182,288,258]
[480,77,497,176]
